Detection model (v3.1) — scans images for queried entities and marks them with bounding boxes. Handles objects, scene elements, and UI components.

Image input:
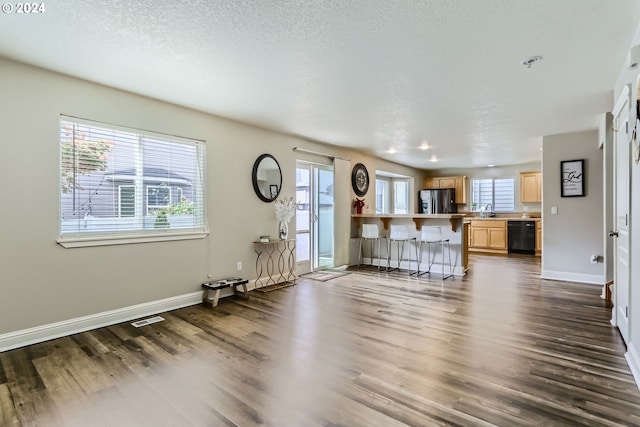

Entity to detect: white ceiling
[1,1,640,169]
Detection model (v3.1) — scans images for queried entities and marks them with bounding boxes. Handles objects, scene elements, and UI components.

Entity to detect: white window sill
[57,230,209,248]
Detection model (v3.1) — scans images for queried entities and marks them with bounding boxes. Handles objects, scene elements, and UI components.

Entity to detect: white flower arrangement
[274,196,296,223]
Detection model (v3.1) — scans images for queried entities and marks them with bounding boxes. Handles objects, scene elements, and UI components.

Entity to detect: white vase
[279,221,288,240]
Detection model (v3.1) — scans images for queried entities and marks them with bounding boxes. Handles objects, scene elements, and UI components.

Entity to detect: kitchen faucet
[480,204,493,218]
[478,203,493,218]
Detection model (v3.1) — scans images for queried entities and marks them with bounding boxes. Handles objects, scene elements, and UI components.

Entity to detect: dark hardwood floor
[1,255,639,426]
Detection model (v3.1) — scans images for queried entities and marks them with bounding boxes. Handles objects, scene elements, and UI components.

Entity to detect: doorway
[295,162,335,275]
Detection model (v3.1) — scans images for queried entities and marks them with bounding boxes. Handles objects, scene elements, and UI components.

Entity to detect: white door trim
[613,85,630,117]
[611,86,631,343]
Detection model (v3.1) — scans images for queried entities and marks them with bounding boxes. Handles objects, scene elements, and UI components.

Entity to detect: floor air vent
[131,316,165,328]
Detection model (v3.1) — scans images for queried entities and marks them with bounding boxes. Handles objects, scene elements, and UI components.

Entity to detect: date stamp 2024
[2,3,45,14]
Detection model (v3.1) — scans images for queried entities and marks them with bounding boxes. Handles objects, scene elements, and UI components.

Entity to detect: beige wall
[0,58,424,337]
[541,130,604,284]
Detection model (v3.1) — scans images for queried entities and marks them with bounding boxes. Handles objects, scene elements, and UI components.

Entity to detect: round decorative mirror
[252,154,282,202]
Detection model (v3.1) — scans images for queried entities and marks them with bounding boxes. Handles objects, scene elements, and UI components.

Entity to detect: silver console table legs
[253,239,297,292]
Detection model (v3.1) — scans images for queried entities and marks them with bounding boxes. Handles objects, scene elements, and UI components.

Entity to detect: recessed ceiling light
[387,147,397,154]
[430,154,438,162]
[521,55,542,69]
[488,164,495,167]
[419,141,431,150]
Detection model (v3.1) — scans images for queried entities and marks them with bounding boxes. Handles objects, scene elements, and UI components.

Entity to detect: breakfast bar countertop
[350,212,468,276]
[463,216,542,222]
[352,213,467,219]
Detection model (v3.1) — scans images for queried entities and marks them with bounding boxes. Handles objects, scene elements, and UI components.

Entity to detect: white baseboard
[540,269,604,285]
[0,282,258,352]
[610,305,617,327]
[626,342,640,392]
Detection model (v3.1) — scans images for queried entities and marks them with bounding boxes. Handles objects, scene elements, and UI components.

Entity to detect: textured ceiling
[1,0,640,169]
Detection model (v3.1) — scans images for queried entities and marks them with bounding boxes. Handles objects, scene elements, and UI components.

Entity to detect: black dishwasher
[507,221,536,255]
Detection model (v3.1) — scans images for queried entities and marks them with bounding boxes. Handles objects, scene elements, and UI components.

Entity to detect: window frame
[470,177,515,213]
[57,116,208,248]
[375,178,390,214]
[146,185,172,214]
[375,175,410,214]
[393,180,410,214]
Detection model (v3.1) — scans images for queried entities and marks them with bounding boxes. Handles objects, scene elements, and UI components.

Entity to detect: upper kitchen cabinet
[520,172,541,203]
[424,176,467,204]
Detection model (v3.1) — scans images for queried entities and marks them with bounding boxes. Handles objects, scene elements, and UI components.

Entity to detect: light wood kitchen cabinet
[438,178,456,188]
[488,227,507,250]
[424,177,439,189]
[535,221,542,256]
[520,171,541,203]
[468,220,507,253]
[470,226,488,247]
[424,175,467,204]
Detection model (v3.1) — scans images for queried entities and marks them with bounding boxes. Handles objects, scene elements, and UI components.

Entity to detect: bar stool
[358,223,387,270]
[417,225,453,279]
[386,224,418,273]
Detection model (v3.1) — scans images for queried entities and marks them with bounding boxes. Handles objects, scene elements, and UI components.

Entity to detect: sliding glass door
[295,162,334,275]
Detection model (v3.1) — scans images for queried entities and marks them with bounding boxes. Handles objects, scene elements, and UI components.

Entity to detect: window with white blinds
[470,178,515,212]
[375,177,410,214]
[393,180,409,214]
[59,116,206,246]
[375,179,390,214]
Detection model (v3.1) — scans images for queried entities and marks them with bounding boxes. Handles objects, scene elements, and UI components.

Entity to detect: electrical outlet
[551,206,558,215]
[237,262,242,271]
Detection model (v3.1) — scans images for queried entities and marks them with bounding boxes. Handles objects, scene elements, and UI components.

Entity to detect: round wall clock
[351,163,369,197]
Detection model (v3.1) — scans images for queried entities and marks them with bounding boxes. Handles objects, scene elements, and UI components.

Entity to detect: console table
[253,239,296,292]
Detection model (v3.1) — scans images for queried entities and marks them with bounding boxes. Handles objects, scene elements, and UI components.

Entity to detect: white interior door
[612,89,630,344]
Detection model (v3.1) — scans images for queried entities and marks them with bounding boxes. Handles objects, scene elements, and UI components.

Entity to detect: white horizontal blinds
[375,178,390,214]
[60,116,205,237]
[493,178,515,212]
[393,180,409,214]
[470,177,515,212]
[140,135,205,228]
[471,178,493,209]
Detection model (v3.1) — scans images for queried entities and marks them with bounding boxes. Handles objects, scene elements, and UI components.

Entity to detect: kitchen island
[351,213,468,276]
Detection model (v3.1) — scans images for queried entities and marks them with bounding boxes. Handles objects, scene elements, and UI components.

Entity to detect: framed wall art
[560,159,584,197]
[269,184,279,199]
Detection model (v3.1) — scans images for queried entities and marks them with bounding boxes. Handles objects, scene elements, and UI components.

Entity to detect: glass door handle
[313,213,319,223]
[609,230,619,237]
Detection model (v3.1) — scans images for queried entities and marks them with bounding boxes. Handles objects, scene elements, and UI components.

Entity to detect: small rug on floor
[300,270,351,282]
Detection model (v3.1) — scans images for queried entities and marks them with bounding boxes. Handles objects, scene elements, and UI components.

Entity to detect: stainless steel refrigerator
[418,189,457,214]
